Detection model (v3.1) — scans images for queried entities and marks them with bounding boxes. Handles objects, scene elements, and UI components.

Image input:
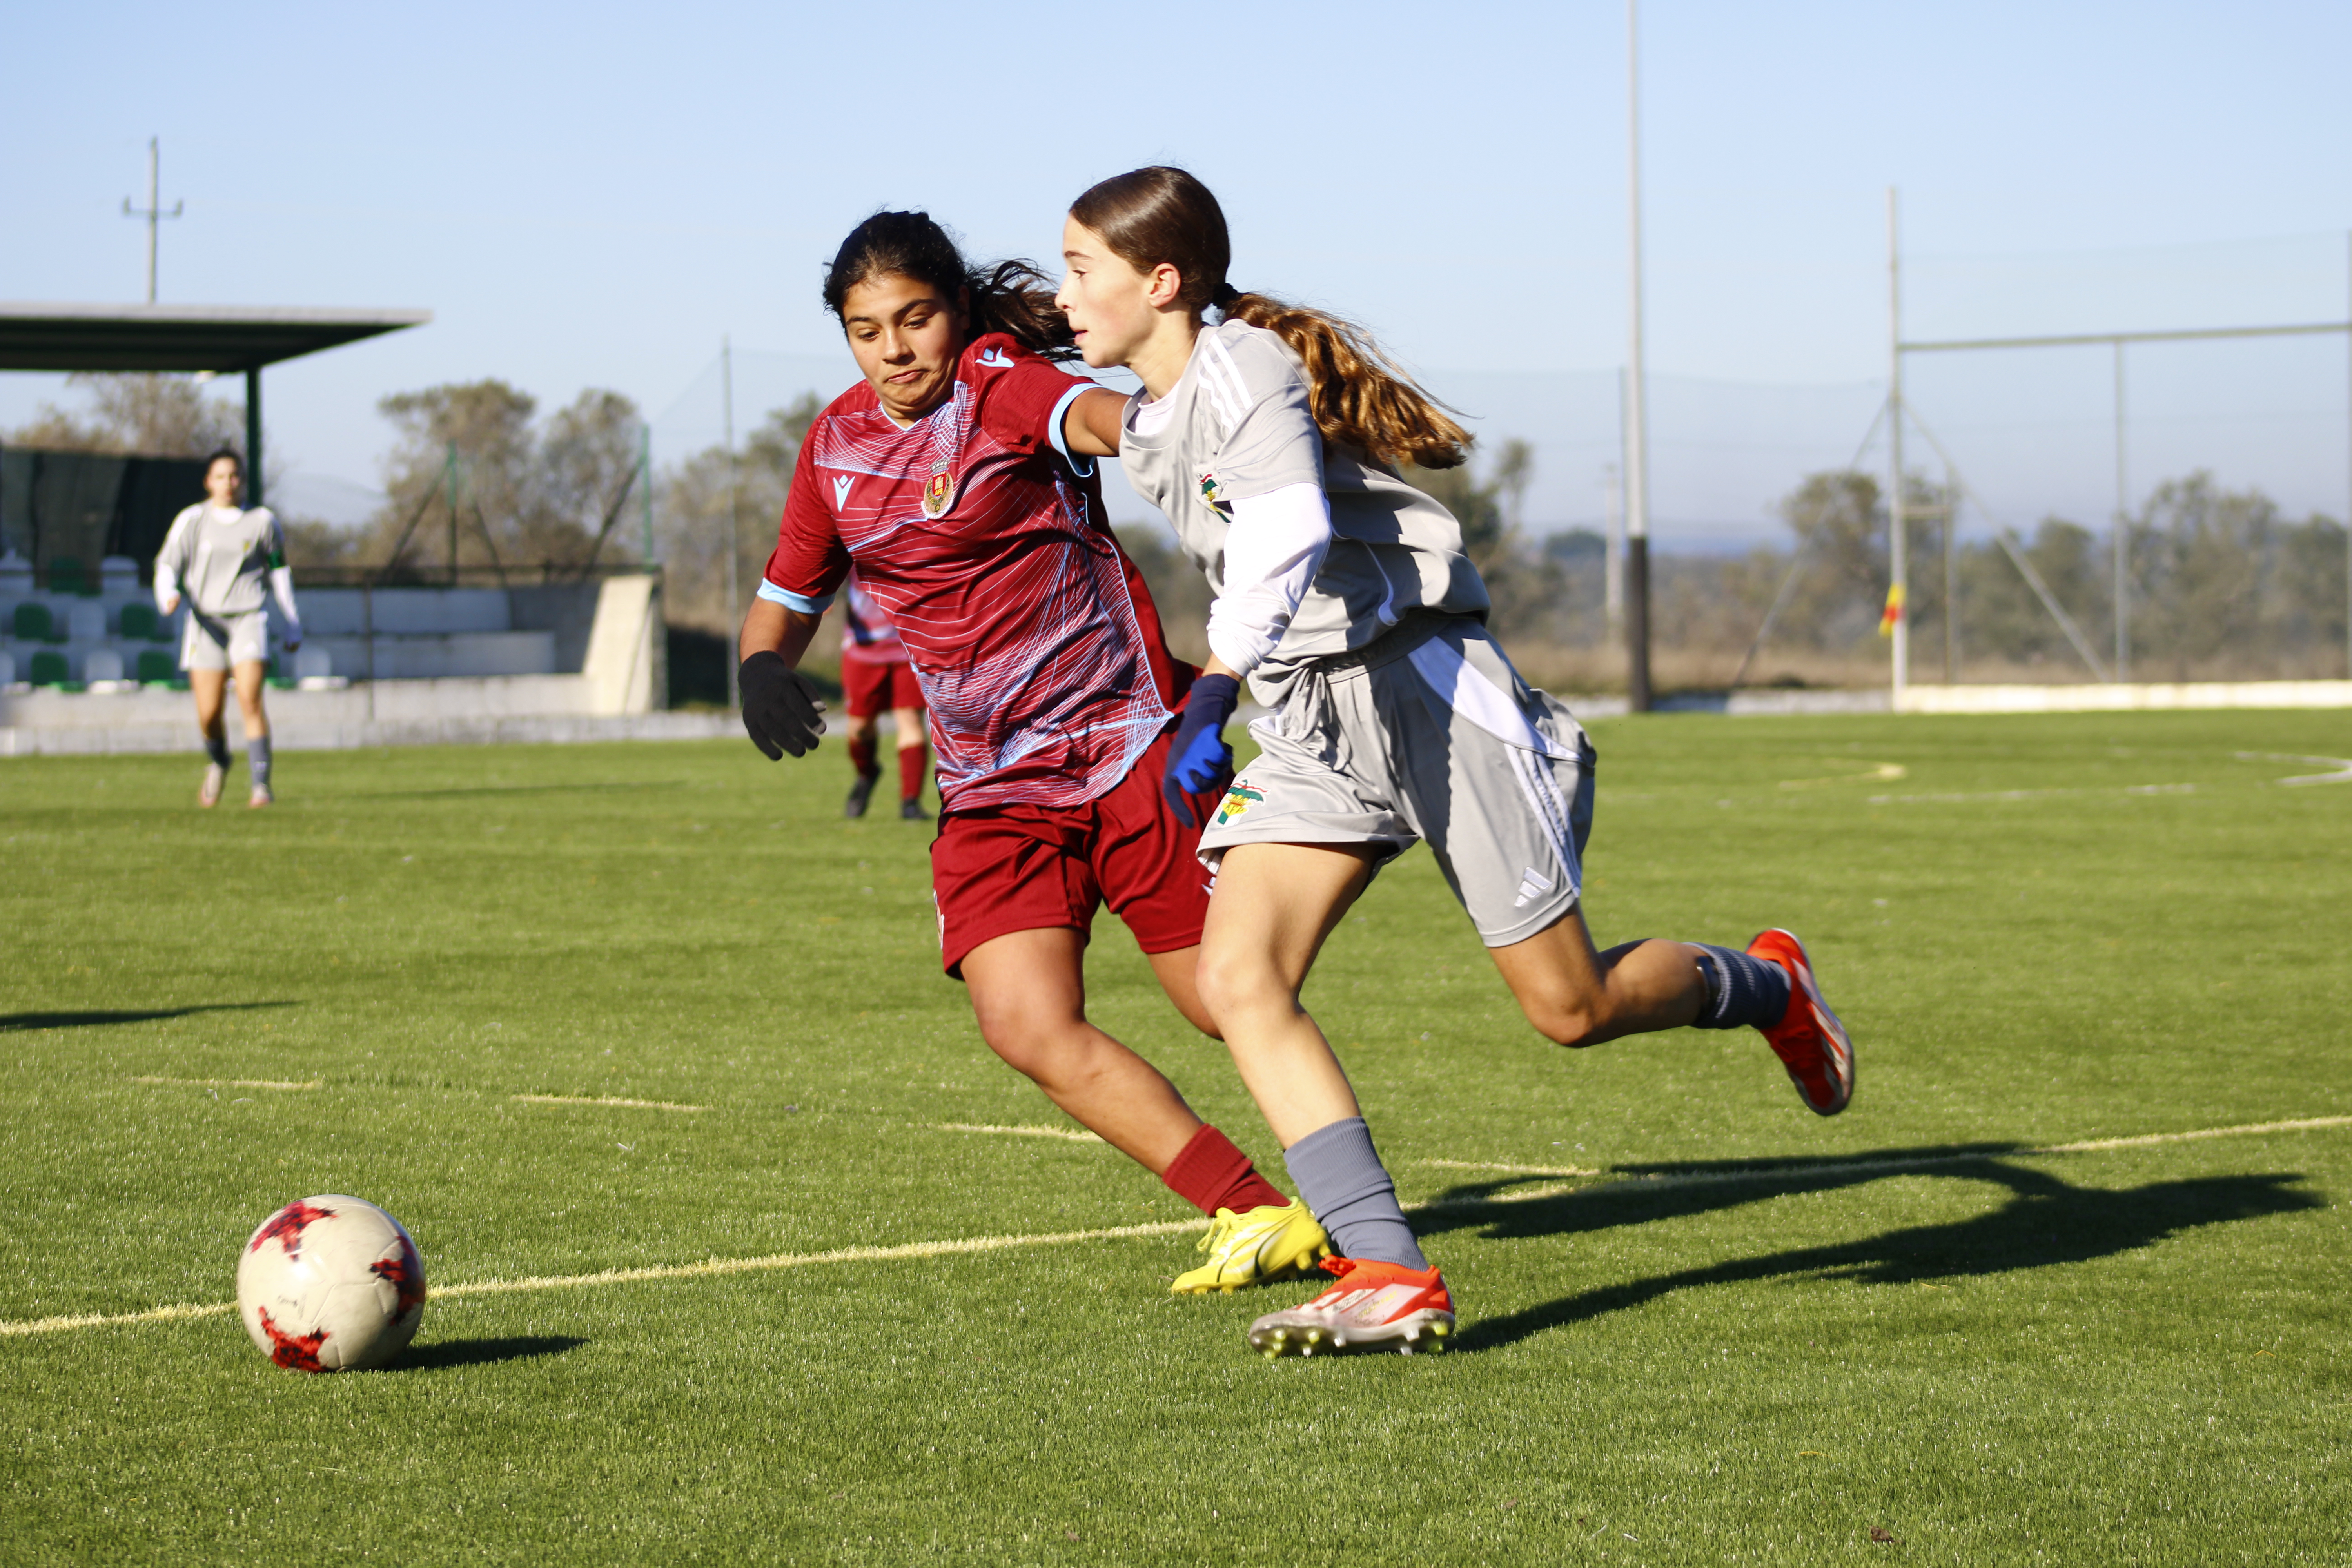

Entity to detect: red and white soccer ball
[235,1195,426,1372]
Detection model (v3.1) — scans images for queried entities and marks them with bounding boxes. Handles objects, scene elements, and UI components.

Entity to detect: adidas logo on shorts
[1513,866,1555,909]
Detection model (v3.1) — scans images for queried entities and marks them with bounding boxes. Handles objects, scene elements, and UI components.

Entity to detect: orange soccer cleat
[1747,928,1854,1116]
[1246,1256,1455,1358]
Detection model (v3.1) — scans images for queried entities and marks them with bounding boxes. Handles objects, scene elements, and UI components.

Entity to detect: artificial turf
[2,710,2348,1564]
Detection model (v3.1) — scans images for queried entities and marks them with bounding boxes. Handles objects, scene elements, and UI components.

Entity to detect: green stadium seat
[119,603,159,641]
[137,649,178,683]
[29,650,69,686]
[47,558,89,596]
[12,603,52,641]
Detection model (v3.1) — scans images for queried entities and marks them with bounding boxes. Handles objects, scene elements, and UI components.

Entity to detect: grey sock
[204,734,232,770]
[1282,1117,1427,1270]
[1692,944,1790,1031]
[247,736,272,790]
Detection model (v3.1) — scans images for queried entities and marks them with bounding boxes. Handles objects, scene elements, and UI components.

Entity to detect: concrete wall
[2,573,675,754]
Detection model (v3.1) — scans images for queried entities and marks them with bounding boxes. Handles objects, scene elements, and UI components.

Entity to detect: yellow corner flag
[1878,583,1906,638]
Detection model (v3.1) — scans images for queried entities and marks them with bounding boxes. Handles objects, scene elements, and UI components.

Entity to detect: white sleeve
[154,508,194,608]
[1205,481,1331,678]
[269,566,301,632]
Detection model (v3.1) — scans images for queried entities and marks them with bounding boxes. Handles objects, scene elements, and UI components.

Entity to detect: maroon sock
[1162,1124,1290,1217]
[847,734,878,777]
[898,740,928,802]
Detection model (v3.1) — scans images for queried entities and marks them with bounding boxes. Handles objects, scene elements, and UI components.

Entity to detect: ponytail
[964,258,1079,361]
[823,211,1077,361]
[1072,167,1470,469]
[1220,293,1471,470]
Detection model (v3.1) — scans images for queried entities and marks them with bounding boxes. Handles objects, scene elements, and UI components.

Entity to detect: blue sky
[5,0,2348,540]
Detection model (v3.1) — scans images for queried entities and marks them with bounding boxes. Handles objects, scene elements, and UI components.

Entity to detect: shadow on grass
[396,1335,586,1371]
[1429,1155,2324,1354]
[0,1002,298,1032]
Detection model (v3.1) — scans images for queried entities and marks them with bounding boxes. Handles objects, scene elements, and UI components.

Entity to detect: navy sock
[204,734,232,769]
[1282,1117,1427,1270]
[1692,944,1790,1031]
[247,736,272,791]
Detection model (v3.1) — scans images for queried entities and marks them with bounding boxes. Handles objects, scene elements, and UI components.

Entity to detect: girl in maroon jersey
[736,211,1331,1294]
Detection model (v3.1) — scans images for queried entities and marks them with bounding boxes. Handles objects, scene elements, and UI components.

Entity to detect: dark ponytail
[821,210,1076,361]
[1070,167,1471,469]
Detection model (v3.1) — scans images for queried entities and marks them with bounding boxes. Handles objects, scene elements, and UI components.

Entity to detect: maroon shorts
[929,730,1218,978]
[844,655,924,719]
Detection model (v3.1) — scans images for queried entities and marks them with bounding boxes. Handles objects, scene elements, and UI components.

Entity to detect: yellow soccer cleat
[1171,1200,1332,1295]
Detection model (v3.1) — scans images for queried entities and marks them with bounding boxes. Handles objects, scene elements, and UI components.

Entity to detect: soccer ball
[235,1195,426,1372]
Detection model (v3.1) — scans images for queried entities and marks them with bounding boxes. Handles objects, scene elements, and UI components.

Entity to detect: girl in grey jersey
[1057,167,1855,1359]
[154,449,302,808]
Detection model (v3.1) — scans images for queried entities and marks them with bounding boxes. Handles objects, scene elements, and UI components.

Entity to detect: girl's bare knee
[1193,948,1283,1027]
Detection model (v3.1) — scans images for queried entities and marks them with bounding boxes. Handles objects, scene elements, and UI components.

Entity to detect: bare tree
[359,380,642,577]
[7,372,244,457]
[657,394,819,633]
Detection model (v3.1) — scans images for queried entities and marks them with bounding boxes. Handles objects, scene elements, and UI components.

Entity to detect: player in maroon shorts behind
[837,569,931,820]
[735,211,1330,1295]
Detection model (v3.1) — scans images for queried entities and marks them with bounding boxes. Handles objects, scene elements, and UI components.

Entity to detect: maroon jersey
[762,334,1191,812]
[839,571,906,666]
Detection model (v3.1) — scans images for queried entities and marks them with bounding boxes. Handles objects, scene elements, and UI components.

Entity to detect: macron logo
[976,347,1013,368]
[831,475,853,509]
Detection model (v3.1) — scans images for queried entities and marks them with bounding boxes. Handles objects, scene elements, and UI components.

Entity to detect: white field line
[1869,783,2195,805]
[929,1122,1104,1144]
[512,1094,709,1112]
[2235,751,2352,786]
[130,1076,319,1091]
[9,1113,2346,1341]
[1779,762,1906,790]
[0,1220,1209,1338]
[1423,1158,1603,1178]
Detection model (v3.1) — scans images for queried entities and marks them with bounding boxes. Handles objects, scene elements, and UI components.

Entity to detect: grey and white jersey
[155,505,286,617]
[1116,320,1488,706]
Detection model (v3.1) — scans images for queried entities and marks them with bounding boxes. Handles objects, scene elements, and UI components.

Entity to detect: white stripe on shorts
[1405,635,1579,761]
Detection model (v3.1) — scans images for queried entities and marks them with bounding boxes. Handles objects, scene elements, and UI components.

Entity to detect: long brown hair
[822,210,1077,361]
[1069,167,1470,469]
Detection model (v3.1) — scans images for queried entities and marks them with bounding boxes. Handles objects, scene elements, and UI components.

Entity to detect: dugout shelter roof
[0,303,431,373]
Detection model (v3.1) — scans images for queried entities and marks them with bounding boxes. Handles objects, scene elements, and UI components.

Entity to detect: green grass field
[4,710,2349,1564]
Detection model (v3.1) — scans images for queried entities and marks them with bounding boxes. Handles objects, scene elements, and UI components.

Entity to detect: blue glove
[1163,674,1240,829]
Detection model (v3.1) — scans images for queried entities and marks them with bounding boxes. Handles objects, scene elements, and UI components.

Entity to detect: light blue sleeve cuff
[757,580,835,614]
[1046,382,1096,477]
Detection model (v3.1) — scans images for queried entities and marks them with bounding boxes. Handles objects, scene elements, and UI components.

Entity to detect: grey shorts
[181,610,269,671]
[1198,615,1596,947]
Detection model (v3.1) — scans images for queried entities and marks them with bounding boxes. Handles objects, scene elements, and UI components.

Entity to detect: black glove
[1162,673,1240,829]
[740,651,827,760]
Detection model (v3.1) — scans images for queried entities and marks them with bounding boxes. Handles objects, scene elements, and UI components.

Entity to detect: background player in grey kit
[1057,167,1856,1358]
[153,449,302,808]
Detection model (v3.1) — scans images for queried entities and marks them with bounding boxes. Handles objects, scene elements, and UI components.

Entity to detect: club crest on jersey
[1197,468,1230,516]
[922,468,956,519]
[1213,783,1263,826]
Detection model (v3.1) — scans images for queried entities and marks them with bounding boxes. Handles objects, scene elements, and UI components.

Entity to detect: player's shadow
[395,1335,586,1371]
[0,1001,297,1032]
[1423,1154,2323,1354]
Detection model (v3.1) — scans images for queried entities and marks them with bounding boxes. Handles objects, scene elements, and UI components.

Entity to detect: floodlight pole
[244,368,263,508]
[1886,187,1908,703]
[723,335,740,711]
[640,423,655,566]
[445,441,460,585]
[1622,0,1654,711]
[121,137,182,305]
[2113,340,2130,682]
